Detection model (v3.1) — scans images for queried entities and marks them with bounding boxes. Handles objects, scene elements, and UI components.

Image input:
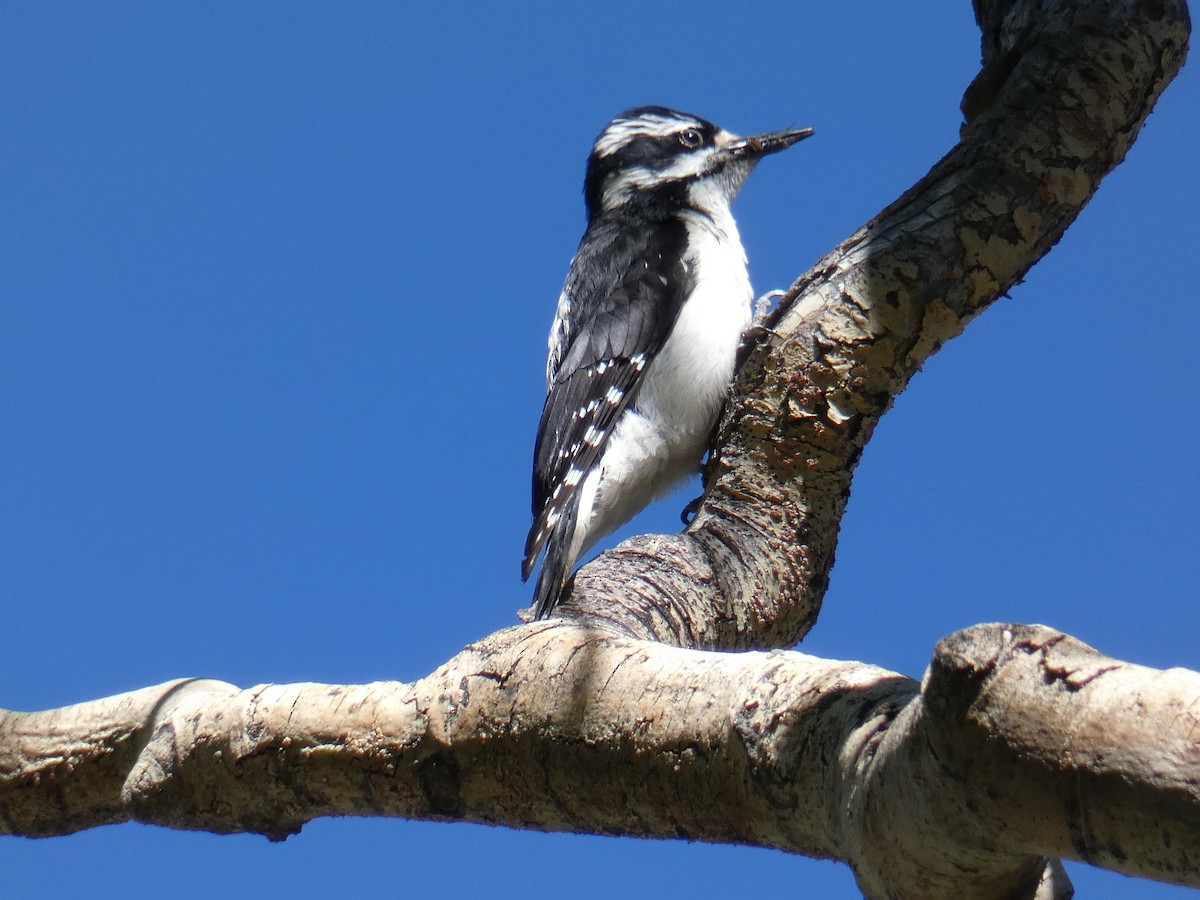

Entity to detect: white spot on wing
[547,288,574,387]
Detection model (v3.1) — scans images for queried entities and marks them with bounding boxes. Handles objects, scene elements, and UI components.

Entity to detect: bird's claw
[753,288,788,324]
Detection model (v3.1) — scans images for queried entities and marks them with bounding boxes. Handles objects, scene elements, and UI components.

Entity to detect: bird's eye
[678,128,703,148]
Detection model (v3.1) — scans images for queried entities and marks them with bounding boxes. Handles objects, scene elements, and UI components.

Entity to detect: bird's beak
[727,127,814,158]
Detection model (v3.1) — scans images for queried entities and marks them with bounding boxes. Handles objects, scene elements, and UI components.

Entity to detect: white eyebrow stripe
[593,113,703,157]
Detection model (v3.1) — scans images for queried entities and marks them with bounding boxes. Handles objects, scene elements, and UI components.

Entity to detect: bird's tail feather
[530,501,580,619]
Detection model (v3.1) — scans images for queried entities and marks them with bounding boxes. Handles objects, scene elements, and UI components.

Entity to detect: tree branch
[565,0,1191,650]
[1,1,1194,898]
[4,625,1199,897]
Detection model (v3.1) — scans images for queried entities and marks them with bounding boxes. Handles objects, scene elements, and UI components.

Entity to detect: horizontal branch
[0,678,233,836]
[4,623,1198,897]
[1,4,1193,900]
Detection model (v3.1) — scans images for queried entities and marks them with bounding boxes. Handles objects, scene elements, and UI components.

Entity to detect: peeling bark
[1,1,1194,898]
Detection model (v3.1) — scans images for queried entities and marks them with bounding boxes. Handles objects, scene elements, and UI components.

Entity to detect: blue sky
[3,4,1197,897]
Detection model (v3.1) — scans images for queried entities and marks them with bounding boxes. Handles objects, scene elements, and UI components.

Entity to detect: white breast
[636,204,752,447]
[572,202,753,555]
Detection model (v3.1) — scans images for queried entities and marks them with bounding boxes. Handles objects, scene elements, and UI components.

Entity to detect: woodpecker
[522,106,812,618]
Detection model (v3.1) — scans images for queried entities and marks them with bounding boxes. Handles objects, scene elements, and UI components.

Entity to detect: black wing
[522,211,692,592]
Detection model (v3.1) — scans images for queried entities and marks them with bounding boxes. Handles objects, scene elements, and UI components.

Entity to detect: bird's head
[583,106,812,219]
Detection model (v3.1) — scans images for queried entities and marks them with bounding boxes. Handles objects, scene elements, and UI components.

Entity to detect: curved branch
[1,3,1194,899]
[561,0,1191,650]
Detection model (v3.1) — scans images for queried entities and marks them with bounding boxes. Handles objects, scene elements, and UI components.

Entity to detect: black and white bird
[522,106,812,618]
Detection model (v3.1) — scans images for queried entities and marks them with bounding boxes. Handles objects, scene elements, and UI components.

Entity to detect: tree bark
[1,1,1193,898]
[4,625,1200,898]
